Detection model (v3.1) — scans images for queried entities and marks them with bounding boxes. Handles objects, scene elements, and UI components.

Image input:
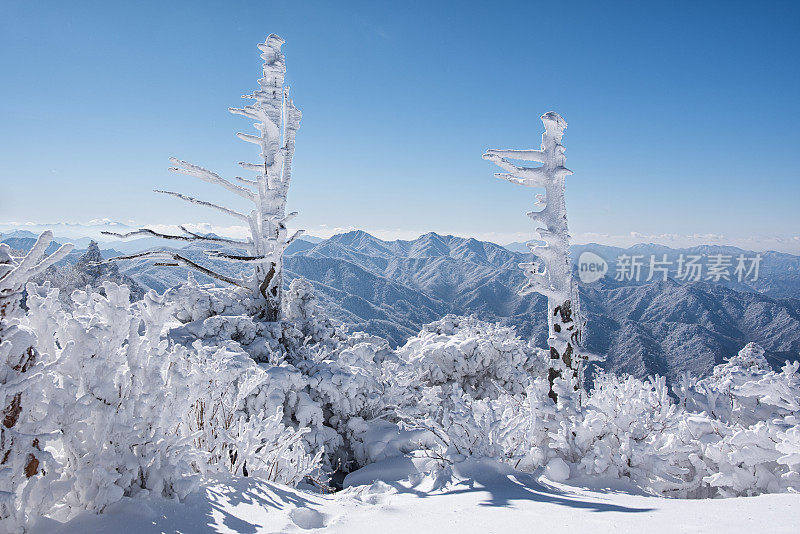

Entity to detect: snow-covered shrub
[158,274,380,475]
[777,423,800,489]
[666,345,800,497]
[395,340,799,500]
[384,315,549,470]
[417,385,530,463]
[1,234,71,532]
[398,371,694,492]
[377,316,551,472]
[25,282,202,514]
[12,278,326,523]
[294,342,386,460]
[167,274,254,324]
[397,315,547,398]
[532,373,717,496]
[165,274,395,474]
[181,343,322,486]
[675,343,799,426]
[283,278,318,322]
[569,375,677,479]
[167,275,342,364]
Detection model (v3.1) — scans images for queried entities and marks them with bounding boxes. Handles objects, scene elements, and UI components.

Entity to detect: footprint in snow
[350,480,395,505]
[289,508,326,530]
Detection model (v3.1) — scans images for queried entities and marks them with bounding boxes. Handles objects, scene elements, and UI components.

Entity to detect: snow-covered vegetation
[4,249,799,531]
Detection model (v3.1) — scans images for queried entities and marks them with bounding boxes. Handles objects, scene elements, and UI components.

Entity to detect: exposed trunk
[547,298,581,401]
[257,262,281,322]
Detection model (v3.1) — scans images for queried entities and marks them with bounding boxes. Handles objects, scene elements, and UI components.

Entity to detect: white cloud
[571,232,800,253]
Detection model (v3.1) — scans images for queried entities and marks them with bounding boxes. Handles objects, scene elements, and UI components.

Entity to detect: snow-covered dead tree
[104,34,303,321]
[483,112,584,401]
[0,232,72,526]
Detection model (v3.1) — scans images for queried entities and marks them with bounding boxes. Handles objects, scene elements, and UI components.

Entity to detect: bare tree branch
[101,228,249,249]
[104,250,246,287]
[205,250,274,263]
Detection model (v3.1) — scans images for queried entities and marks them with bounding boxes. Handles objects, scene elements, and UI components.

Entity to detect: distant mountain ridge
[279,232,800,382]
[4,230,799,383]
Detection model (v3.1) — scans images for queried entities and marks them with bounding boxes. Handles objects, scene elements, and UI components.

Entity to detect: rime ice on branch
[105,35,303,321]
[483,112,584,401]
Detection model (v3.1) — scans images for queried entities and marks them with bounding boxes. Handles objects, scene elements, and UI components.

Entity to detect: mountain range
[4,229,799,384]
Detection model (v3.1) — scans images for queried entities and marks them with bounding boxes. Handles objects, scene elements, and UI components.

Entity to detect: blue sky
[1,0,798,249]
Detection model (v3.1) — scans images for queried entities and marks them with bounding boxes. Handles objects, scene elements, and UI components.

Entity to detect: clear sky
[1,0,798,250]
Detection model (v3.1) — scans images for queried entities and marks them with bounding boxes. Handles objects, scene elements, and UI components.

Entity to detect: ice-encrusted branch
[483,148,546,162]
[286,229,304,246]
[0,231,73,296]
[168,158,256,201]
[153,190,250,222]
[204,251,273,263]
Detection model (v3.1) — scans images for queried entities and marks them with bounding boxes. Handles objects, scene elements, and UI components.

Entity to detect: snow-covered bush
[675,342,798,426]
[405,340,800,500]
[167,274,255,324]
[1,234,71,532]
[5,276,325,526]
[418,385,530,463]
[180,343,322,486]
[397,315,547,398]
[167,275,342,364]
[296,339,403,471]
[608,351,799,498]
[165,273,395,474]
[777,423,800,489]
[667,344,800,497]
[25,282,202,513]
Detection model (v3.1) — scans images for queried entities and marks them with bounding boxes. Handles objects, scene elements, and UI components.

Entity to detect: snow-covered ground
[32,458,799,534]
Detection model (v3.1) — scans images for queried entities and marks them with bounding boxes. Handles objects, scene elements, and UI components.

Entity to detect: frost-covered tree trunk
[228,34,302,320]
[483,112,584,401]
[105,35,303,322]
[0,232,71,527]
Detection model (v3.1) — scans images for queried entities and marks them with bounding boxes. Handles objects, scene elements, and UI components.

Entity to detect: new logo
[578,251,608,283]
